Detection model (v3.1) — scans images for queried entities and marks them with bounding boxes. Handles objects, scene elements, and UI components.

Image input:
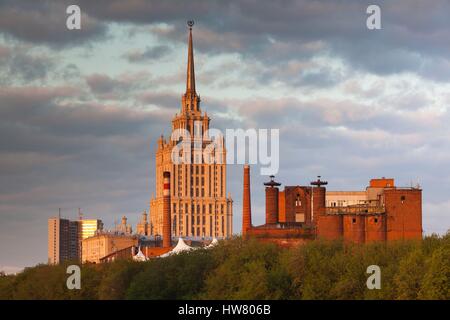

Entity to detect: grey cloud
[138,91,181,110]
[0,0,107,47]
[124,45,172,63]
[86,74,123,94]
[0,45,54,83]
[0,84,174,266]
[85,72,154,100]
[4,1,450,80]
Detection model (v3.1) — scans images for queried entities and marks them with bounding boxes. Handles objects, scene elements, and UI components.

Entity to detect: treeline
[1,234,449,300]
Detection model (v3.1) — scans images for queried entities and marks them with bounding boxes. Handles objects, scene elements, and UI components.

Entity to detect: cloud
[85,72,153,99]
[0,0,107,47]
[0,45,55,84]
[138,91,181,110]
[123,45,172,63]
[0,84,175,266]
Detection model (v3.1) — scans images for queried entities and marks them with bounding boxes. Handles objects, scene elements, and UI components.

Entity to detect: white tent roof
[159,237,194,258]
[133,247,148,262]
[205,237,219,249]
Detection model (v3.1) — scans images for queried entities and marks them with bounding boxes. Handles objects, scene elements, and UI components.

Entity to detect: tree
[419,245,450,299]
[98,260,144,300]
[394,248,425,299]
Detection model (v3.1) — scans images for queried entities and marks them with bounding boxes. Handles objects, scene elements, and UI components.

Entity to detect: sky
[1,0,450,272]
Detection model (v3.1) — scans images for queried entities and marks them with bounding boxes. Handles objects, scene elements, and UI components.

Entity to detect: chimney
[242,165,252,236]
[310,176,327,221]
[162,171,172,248]
[264,175,281,225]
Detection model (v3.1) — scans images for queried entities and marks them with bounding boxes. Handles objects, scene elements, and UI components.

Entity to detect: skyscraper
[48,217,79,265]
[48,215,103,264]
[150,22,233,239]
[79,219,104,240]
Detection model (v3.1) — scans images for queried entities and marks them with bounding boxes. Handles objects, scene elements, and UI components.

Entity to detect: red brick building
[242,166,422,245]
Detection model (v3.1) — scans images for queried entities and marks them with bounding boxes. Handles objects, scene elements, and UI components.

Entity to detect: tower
[150,21,233,239]
[242,165,252,236]
[264,175,281,225]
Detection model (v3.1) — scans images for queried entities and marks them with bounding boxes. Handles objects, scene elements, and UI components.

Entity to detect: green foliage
[419,245,450,299]
[0,273,15,299]
[2,234,449,300]
[394,248,426,299]
[98,259,145,300]
[200,238,289,299]
[126,249,216,299]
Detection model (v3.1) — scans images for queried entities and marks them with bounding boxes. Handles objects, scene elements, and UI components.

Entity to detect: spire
[186,20,196,94]
[180,20,200,114]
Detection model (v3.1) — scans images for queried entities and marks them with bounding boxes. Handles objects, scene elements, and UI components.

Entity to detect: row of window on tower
[172,214,226,237]
[173,164,224,198]
[173,203,226,215]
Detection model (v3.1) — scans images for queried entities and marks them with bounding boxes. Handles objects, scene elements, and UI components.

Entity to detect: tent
[205,237,219,249]
[159,237,194,258]
[132,246,148,262]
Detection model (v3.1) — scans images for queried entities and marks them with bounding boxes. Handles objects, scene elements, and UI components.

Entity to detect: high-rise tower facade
[150,22,233,239]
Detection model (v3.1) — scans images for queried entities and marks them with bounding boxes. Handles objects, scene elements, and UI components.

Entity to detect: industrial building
[242,165,422,246]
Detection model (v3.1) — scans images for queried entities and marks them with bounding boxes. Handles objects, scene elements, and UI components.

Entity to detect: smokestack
[310,176,328,222]
[163,171,172,248]
[242,165,252,236]
[264,175,281,225]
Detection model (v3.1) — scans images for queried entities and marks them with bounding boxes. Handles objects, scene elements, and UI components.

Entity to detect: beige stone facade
[81,233,138,264]
[136,211,150,236]
[149,25,233,239]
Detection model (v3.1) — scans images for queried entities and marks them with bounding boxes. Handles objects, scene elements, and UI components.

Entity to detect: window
[295,194,302,207]
[352,218,356,224]
[374,218,378,223]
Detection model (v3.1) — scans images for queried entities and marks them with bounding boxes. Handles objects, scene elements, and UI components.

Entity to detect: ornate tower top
[180,20,201,114]
[186,20,196,95]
